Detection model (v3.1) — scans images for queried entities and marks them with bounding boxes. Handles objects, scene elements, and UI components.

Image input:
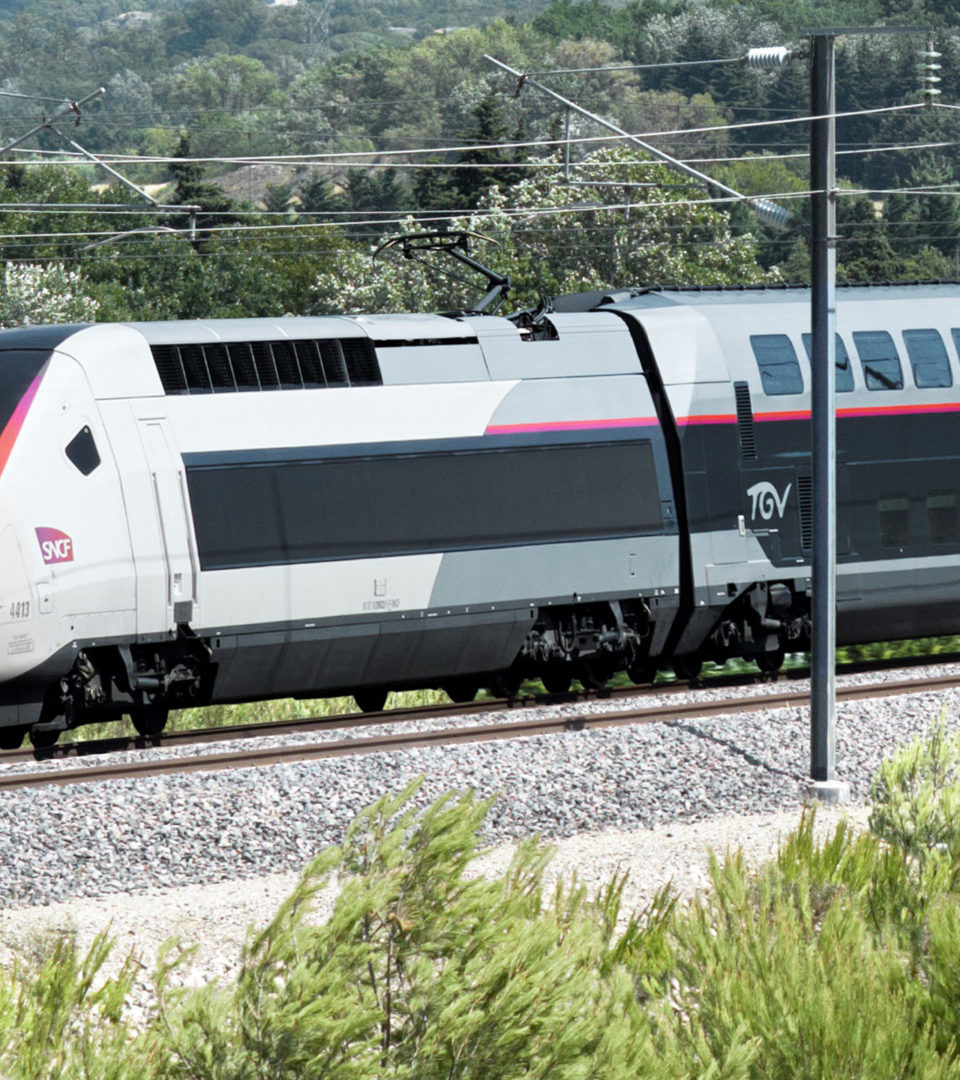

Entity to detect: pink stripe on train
[485,416,659,435]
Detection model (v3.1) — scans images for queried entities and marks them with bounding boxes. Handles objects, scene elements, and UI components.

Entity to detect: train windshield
[0,349,49,438]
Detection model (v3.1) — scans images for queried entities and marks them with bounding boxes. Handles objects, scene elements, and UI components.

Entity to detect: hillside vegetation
[0,0,956,318]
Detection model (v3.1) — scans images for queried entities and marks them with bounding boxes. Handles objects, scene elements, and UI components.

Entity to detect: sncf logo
[747,481,792,521]
[36,527,74,565]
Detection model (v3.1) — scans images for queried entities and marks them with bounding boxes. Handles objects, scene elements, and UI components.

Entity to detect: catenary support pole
[803,25,925,800]
[808,31,848,803]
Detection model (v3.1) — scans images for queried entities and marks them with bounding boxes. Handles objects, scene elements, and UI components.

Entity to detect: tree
[453,93,526,206]
[167,134,239,236]
[0,263,100,327]
[885,154,960,265]
[836,195,905,283]
[298,172,347,216]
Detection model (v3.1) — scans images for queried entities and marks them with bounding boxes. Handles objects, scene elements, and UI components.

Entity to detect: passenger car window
[903,329,952,388]
[928,493,960,545]
[948,330,960,375]
[878,496,909,548]
[801,333,854,392]
[65,426,101,476]
[750,334,803,395]
[853,331,903,391]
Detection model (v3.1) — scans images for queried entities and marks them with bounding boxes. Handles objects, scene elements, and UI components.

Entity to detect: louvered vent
[733,381,757,460]
[341,337,382,385]
[150,338,382,395]
[798,475,813,552]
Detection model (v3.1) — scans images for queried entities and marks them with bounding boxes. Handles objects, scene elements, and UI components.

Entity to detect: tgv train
[0,281,958,747]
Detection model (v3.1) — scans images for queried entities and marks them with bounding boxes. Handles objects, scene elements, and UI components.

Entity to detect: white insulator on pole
[746,46,792,69]
[920,41,944,104]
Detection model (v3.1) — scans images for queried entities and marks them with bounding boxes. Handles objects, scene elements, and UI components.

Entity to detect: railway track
[1,663,958,792]
[5,647,959,766]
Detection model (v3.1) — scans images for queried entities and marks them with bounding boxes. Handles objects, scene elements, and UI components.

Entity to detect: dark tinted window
[801,333,854,392]
[187,440,664,570]
[903,329,952,388]
[853,331,903,391]
[65,426,100,476]
[750,334,803,395]
[928,492,960,545]
[878,496,909,548]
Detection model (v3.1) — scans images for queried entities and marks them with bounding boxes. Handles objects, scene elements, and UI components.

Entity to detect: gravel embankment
[0,665,953,1003]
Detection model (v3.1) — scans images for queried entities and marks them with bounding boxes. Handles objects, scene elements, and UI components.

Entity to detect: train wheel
[354,689,388,713]
[626,658,657,686]
[540,669,571,694]
[578,660,611,691]
[757,648,785,674]
[29,726,59,750]
[672,655,703,681]
[0,725,25,750]
[491,670,522,699]
[441,679,478,704]
[131,705,169,737]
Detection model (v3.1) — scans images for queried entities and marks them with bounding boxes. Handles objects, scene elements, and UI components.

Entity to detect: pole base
[806,779,851,805]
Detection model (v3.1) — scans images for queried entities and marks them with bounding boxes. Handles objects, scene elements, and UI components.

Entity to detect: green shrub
[0,928,147,1080]
[150,779,679,1079]
[870,717,960,874]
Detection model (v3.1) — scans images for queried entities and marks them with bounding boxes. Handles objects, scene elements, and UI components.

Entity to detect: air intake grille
[798,475,813,551]
[150,338,382,395]
[733,381,757,460]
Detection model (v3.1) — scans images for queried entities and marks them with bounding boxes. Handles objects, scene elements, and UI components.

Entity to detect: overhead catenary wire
[0,101,928,169]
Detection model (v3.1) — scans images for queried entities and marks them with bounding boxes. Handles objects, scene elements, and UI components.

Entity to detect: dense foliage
[6,723,960,1077]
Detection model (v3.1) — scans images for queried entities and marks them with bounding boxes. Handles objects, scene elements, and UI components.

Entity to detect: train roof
[554,281,960,314]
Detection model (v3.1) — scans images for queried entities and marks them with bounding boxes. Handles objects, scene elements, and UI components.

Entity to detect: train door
[136,415,197,631]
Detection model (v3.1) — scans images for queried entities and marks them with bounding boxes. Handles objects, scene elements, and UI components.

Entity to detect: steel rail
[2,670,958,793]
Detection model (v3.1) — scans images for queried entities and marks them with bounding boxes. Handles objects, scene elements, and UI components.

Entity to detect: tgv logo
[746,481,792,521]
[36,527,74,564]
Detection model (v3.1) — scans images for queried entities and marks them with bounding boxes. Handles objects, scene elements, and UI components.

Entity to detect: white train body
[0,313,675,743]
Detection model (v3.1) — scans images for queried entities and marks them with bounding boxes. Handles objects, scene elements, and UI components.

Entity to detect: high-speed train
[0,281,957,746]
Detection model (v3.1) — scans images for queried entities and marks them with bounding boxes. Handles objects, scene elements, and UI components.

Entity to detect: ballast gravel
[0,663,955,1000]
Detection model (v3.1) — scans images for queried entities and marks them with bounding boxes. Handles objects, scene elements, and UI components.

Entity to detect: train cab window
[878,496,910,548]
[928,493,960,545]
[750,334,803,395]
[65,426,100,476]
[903,329,953,388]
[801,333,854,392]
[853,331,903,391]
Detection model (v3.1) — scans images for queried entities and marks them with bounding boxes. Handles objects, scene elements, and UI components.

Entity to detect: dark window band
[186,439,664,570]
